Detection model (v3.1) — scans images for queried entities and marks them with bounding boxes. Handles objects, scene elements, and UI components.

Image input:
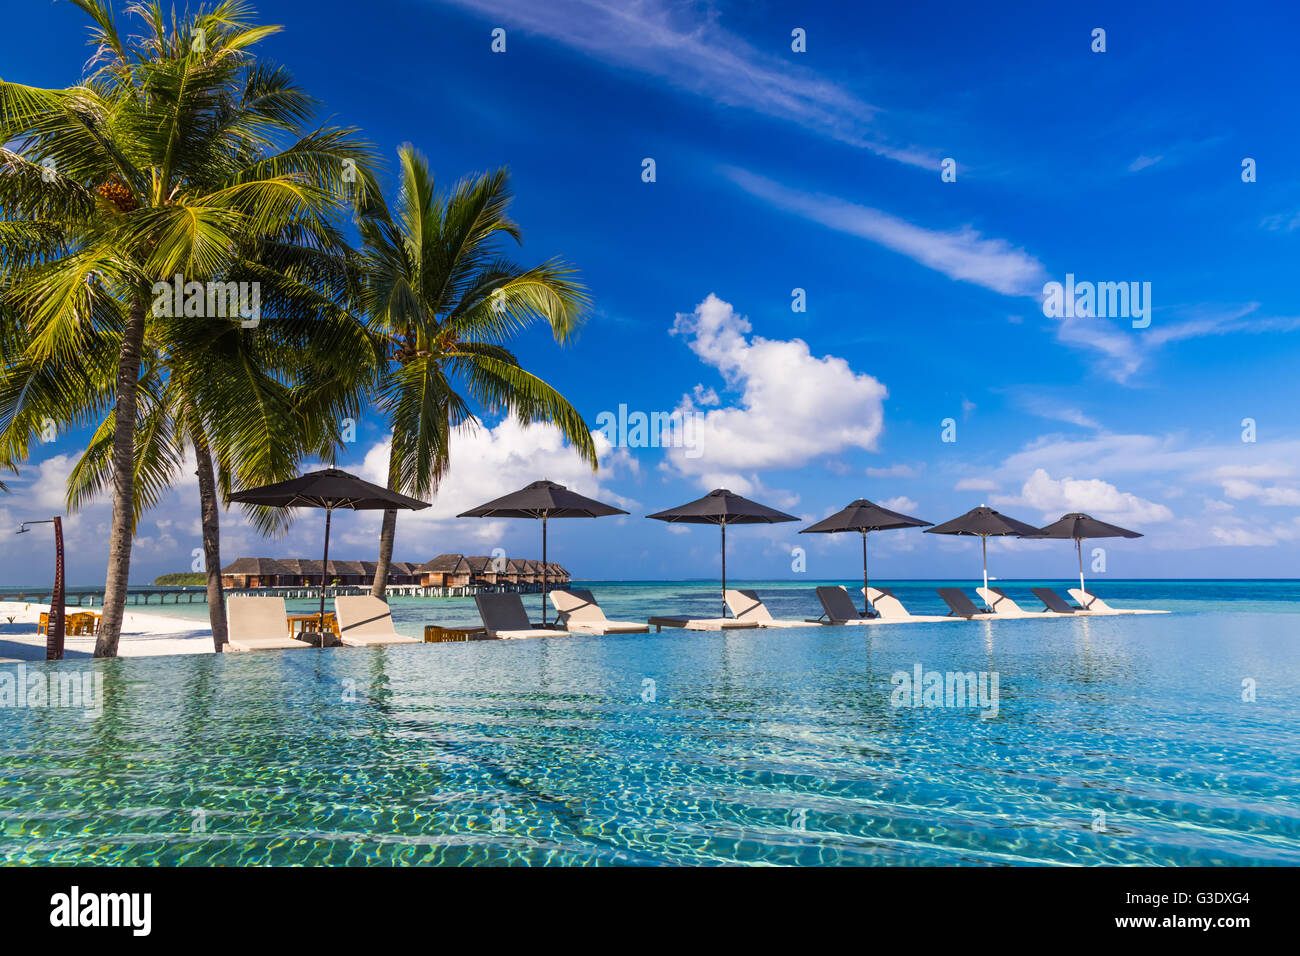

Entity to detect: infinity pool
[1,603,1297,865]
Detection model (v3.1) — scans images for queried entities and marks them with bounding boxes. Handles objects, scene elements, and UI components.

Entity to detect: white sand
[0,600,216,661]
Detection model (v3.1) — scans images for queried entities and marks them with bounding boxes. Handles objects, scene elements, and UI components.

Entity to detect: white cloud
[955,477,999,492]
[663,295,888,490]
[722,168,1047,296]
[1219,479,1300,506]
[993,467,1173,525]
[1128,154,1163,172]
[866,464,918,479]
[441,0,935,166]
[880,495,919,513]
[338,418,636,551]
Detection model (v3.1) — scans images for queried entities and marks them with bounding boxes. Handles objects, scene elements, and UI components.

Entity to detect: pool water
[1,581,1298,865]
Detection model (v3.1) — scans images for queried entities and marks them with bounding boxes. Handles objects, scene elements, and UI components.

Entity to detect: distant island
[153,573,206,586]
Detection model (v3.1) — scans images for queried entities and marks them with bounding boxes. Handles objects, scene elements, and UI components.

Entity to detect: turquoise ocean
[0,578,1297,865]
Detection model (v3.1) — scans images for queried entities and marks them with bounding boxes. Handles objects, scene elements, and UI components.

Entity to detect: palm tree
[0,1,375,655]
[357,147,596,597]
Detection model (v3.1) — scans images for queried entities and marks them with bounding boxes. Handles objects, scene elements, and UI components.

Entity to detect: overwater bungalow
[522,560,542,586]
[220,557,294,588]
[462,555,498,587]
[502,558,528,586]
[417,554,471,588]
[389,561,421,585]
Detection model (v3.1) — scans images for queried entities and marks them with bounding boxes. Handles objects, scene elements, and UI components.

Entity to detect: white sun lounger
[976,587,1065,618]
[225,596,313,651]
[476,593,570,639]
[724,589,816,628]
[1067,588,1167,615]
[334,596,421,646]
[646,616,758,631]
[550,589,649,634]
[863,587,955,623]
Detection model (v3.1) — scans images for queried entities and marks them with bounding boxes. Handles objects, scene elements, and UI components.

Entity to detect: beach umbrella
[924,505,1039,601]
[229,468,429,642]
[647,489,799,617]
[1030,512,1141,595]
[799,499,932,614]
[458,480,627,625]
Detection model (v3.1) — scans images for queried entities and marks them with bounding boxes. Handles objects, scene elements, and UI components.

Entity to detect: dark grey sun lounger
[937,588,992,619]
[1031,587,1081,613]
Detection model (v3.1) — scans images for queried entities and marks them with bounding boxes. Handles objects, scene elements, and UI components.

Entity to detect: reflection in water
[0,609,1297,866]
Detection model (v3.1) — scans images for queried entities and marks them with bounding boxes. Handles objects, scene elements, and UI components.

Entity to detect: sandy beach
[0,601,215,661]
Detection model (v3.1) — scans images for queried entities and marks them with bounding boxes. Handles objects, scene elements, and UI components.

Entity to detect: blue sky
[4,0,1300,584]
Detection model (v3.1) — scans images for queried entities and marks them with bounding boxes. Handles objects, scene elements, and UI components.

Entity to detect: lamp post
[17,517,65,660]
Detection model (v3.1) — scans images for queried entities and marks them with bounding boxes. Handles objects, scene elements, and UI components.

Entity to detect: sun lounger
[1031,587,1084,613]
[333,596,421,646]
[810,586,874,625]
[646,616,758,631]
[863,587,955,623]
[724,589,815,628]
[975,587,1059,618]
[1067,588,1158,614]
[226,596,313,651]
[936,588,995,619]
[1069,588,1168,615]
[476,593,570,639]
[550,589,649,634]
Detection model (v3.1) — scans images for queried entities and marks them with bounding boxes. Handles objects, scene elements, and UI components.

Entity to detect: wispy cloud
[722,167,1047,296]
[438,0,937,167]
[1128,154,1163,172]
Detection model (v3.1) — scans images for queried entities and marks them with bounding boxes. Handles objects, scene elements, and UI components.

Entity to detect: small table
[287,613,337,639]
[424,625,487,643]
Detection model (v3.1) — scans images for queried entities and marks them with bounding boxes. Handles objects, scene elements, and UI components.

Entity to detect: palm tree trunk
[370,454,400,598]
[371,508,397,598]
[191,423,228,652]
[94,296,148,657]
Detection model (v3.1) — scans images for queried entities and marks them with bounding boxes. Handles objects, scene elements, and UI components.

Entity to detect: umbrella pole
[541,515,548,626]
[981,535,989,598]
[319,506,332,646]
[721,520,726,618]
[862,529,870,615]
[1077,537,1085,596]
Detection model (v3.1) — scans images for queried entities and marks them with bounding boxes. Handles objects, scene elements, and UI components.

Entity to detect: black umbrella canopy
[924,505,1040,538]
[228,468,430,639]
[799,499,932,616]
[458,480,627,626]
[800,498,932,534]
[648,489,799,617]
[228,467,430,511]
[457,479,628,519]
[1032,513,1142,540]
[924,505,1039,600]
[1030,512,1142,596]
[646,488,799,525]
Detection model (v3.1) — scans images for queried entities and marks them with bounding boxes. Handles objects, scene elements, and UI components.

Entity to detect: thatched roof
[417,553,466,573]
[461,555,494,572]
[221,557,293,575]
